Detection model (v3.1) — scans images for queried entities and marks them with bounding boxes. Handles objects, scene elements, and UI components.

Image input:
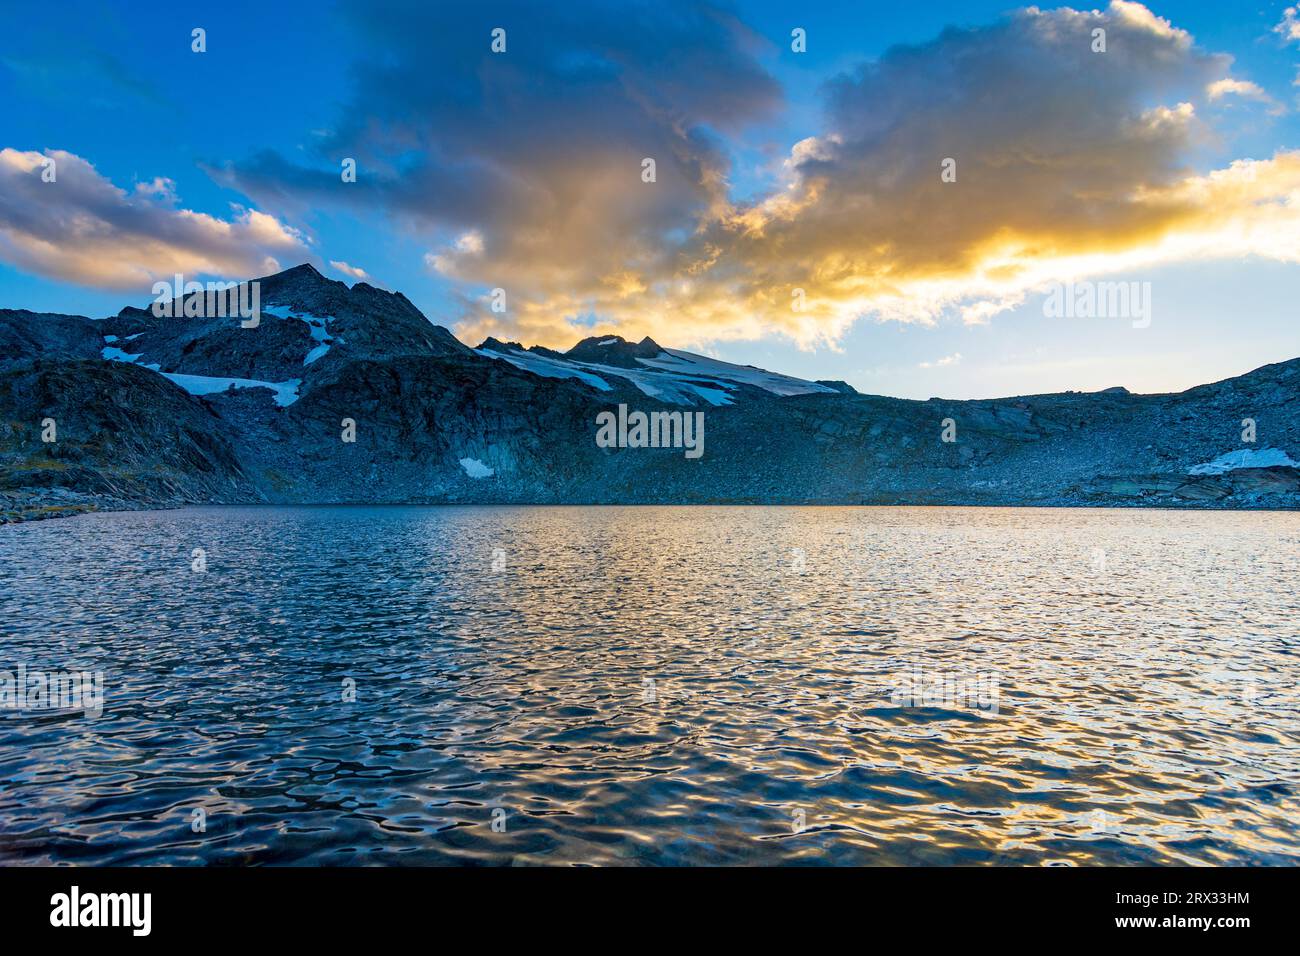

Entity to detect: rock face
[1,263,1297,518]
[0,310,103,365]
[0,360,258,510]
[564,334,664,367]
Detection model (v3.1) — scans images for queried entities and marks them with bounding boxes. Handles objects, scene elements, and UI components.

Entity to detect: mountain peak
[279,262,324,279]
[566,334,663,367]
[478,336,523,354]
[569,334,626,349]
[256,262,340,301]
[815,379,858,395]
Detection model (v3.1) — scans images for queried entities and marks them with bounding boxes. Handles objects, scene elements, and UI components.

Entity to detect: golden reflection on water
[1,505,1298,864]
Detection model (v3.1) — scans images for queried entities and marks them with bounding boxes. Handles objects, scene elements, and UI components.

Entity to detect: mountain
[2,263,1297,521]
[478,333,840,405]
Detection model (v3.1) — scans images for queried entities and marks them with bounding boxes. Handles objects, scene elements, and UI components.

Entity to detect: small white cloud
[425,231,485,277]
[329,260,369,281]
[455,231,485,254]
[134,177,177,202]
[1206,78,1269,101]
[1276,6,1300,44]
[919,352,962,369]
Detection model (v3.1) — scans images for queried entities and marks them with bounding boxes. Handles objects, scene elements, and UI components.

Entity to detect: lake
[1,505,1297,865]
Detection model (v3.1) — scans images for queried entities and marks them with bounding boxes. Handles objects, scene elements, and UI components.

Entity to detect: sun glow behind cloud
[441,2,1300,351]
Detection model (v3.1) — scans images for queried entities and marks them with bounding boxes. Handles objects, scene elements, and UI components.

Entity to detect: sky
[1,0,1298,399]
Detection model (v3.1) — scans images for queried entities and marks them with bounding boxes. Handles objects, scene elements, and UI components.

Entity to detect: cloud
[1206,77,1272,102]
[652,2,1230,344]
[919,353,962,369]
[210,0,780,318]
[329,260,370,281]
[1277,6,1300,44]
[590,1,1296,348]
[0,148,311,292]
[212,2,1298,352]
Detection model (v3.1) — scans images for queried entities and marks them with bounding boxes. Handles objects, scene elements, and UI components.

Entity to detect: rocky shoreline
[5,471,1297,525]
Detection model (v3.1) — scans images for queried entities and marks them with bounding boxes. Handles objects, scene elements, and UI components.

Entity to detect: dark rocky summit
[815,380,858,395]
[564,334,664,367]
[2,263,1297,521]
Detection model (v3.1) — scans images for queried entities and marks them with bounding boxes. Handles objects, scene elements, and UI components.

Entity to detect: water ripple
[1,505,1298,865]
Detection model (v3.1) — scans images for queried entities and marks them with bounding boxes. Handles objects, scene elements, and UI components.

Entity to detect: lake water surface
[1,505,1297,865]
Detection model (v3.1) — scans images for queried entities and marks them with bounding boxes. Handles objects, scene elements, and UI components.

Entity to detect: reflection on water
[1,505,1297,865]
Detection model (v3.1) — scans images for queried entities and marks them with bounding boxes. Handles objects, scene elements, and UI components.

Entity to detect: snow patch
[303,343,331,365]
[264,304,339,366]
[99,342,297,404]
[160,373,302,407]
[679,382,735,406]
[1188,448,1299,475]
[459,457,494,478]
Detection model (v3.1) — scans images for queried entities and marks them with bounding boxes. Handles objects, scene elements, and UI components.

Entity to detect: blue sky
[1,0,1298,398]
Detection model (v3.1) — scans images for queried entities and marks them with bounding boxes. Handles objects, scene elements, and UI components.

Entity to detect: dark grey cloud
[210,0,782,295]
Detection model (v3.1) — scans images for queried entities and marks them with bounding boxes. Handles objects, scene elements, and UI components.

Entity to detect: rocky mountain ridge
[2,263,1297,521]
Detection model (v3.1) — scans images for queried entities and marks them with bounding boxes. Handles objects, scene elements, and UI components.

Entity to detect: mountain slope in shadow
[2,264,1297,520]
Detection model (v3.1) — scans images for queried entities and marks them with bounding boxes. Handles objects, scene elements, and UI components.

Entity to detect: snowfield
[160,373,302,406]
[480,343,835,406]
[641,349,837,398]
[100,335,301,405]
[479,347,614,391]
[1188,448,1300,475]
